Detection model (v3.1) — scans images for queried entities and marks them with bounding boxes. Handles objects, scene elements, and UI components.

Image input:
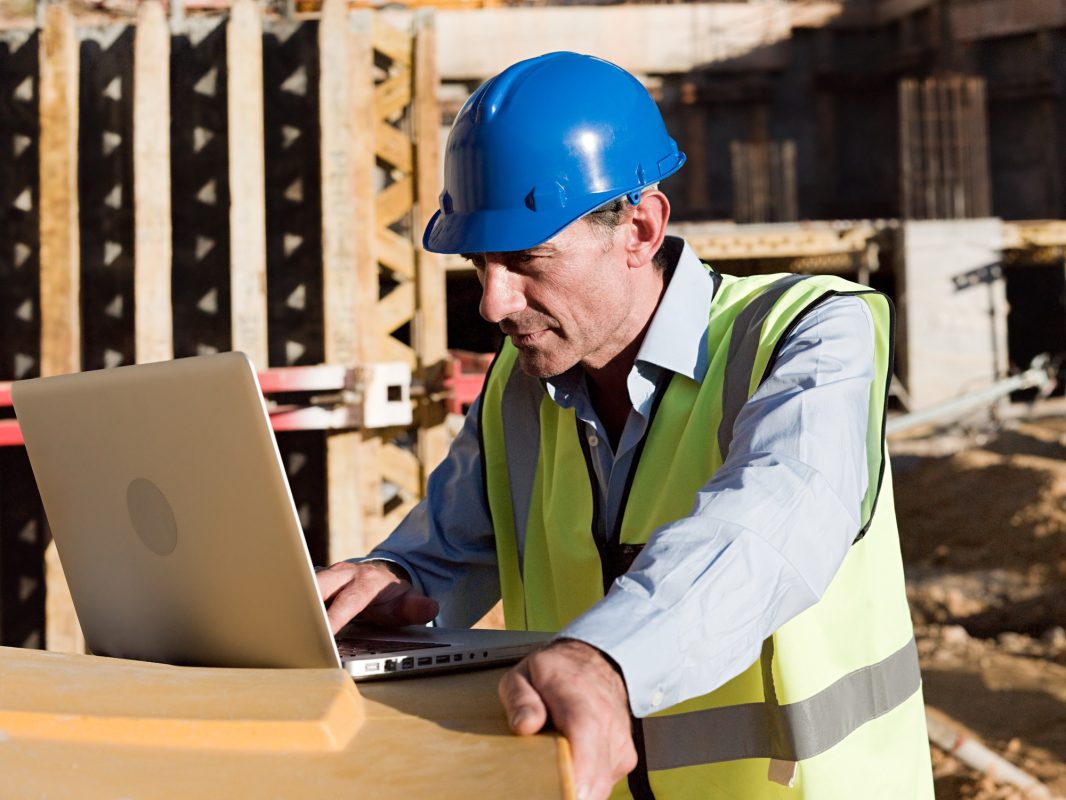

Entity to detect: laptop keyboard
[335,637,449,657]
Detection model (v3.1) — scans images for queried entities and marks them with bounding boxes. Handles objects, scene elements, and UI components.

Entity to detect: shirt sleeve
[358,396,502,628]
[559,295,878,717]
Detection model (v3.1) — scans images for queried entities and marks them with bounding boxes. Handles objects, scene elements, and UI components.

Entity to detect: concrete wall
[897,219,1009,409]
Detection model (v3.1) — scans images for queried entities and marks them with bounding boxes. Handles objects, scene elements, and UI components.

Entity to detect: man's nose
[479,262,526,323]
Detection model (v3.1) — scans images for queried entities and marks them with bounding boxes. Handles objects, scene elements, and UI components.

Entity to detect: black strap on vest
[575,371,674,800]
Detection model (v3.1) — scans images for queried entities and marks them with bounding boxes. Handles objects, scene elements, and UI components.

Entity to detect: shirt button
[588,435,599,447]
[651,689,664,707]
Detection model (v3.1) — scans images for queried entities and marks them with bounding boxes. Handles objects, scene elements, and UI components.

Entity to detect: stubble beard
[501,320,576,378]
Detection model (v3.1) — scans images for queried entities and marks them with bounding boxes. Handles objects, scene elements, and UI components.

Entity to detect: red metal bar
[0,359,485,446]
[444,350,492,414]
[268,406,360,432]
[256,365,350,394]
[0,420,23,447]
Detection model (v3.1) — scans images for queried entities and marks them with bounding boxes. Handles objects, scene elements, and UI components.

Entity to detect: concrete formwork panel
[897,219,1008,410]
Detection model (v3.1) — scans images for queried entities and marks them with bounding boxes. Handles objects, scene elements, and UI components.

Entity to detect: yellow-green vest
[479,271,933,799]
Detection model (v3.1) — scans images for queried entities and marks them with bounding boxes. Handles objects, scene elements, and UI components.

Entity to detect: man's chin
[515,348,573,379]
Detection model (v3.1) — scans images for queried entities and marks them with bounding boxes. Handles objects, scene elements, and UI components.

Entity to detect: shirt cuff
[559,588,687,718]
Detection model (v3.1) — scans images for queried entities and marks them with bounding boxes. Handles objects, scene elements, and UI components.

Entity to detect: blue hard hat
[422,51,686,255]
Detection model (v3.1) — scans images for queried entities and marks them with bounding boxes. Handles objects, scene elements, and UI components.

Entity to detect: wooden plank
[921,81,936,219]
[955,78,972,219]
[350,11,381,361]
[133,0,173,364]
[38,2,83,655]
[376,174,414,227]
[683,103,710,214]
[44,526,82,656]
[412,10,449,481]
[376,333,417,368]
[349,432,384,553]
[372,15,412,68]
[226,0,269,368]
[374,72,412,124]
[321,2,378,562]
[320,0,362,369]
[780,140,798,222]
[380,496,419,543]
[379,442,421,497]
[39,3,80,380]
[971,79,992,218]
[375,119,413,174]
[729,141,745,222]
[899,80,913,219]
[376,227,416,280]
[38,3,82,655]
[376,281,416,335]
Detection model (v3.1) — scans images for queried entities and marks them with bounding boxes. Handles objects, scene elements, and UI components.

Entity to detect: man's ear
[625,190,670,270]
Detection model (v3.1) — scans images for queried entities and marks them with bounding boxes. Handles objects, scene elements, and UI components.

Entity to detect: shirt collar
[634,236,716,383]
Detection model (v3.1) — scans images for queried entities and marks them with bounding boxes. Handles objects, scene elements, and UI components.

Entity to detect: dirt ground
[893,397,1066,799]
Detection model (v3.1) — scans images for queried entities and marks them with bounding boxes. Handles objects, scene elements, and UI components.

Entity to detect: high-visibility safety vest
[479,271,934,799]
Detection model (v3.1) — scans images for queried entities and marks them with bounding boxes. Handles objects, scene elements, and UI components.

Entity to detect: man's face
[465,219,636,378]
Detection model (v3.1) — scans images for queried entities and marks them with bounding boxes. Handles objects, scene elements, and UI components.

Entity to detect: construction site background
[2,1,1066,798]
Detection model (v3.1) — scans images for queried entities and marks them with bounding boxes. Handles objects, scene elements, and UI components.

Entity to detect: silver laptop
[11,352,549,680]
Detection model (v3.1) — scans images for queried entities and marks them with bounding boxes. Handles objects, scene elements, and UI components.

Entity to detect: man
[317,52,933,799]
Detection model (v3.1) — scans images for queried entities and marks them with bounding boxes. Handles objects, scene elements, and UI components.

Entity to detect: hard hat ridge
[423,51,686,255]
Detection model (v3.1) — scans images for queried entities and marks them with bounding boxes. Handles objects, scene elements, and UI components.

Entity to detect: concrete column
[897,218,1008,409]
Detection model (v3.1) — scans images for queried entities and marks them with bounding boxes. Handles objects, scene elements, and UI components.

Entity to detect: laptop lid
[12,353,341,670]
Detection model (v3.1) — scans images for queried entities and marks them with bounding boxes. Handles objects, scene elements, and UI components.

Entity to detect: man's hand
[498,639,637,800]
[315,560,439,633]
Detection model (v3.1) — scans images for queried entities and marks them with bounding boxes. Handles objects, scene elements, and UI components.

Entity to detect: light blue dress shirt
[365,237,876,717]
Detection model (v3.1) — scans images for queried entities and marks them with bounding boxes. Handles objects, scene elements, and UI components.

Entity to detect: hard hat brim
[422,156,685,256]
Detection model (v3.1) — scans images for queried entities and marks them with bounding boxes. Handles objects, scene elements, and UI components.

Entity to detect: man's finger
[314,563,359,602]
[325,581,382,634]
[498,664,548,735]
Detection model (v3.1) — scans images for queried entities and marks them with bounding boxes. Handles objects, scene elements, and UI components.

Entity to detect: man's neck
[582,269,669,449]
[584,333,645,450]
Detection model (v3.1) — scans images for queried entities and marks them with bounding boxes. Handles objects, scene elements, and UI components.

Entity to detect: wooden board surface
[0,646,571,799]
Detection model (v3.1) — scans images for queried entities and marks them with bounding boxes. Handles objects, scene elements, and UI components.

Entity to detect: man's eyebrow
[459,247,555,261]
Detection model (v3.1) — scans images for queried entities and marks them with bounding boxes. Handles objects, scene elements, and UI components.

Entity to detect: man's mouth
[509,329,548,347]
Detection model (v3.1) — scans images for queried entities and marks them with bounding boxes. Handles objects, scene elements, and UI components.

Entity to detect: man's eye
[510,252,543,267]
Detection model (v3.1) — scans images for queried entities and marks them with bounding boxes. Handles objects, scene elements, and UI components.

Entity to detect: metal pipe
[886,356,1054,436]
[926,708,1055,799]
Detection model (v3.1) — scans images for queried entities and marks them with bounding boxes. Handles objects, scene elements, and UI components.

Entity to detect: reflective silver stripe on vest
[502,366,544,576]
[717,274,809,462]
[642,636,922,771]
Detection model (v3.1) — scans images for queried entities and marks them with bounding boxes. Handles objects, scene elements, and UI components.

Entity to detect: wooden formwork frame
[22,0,446,651]
[899,75,992,220]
